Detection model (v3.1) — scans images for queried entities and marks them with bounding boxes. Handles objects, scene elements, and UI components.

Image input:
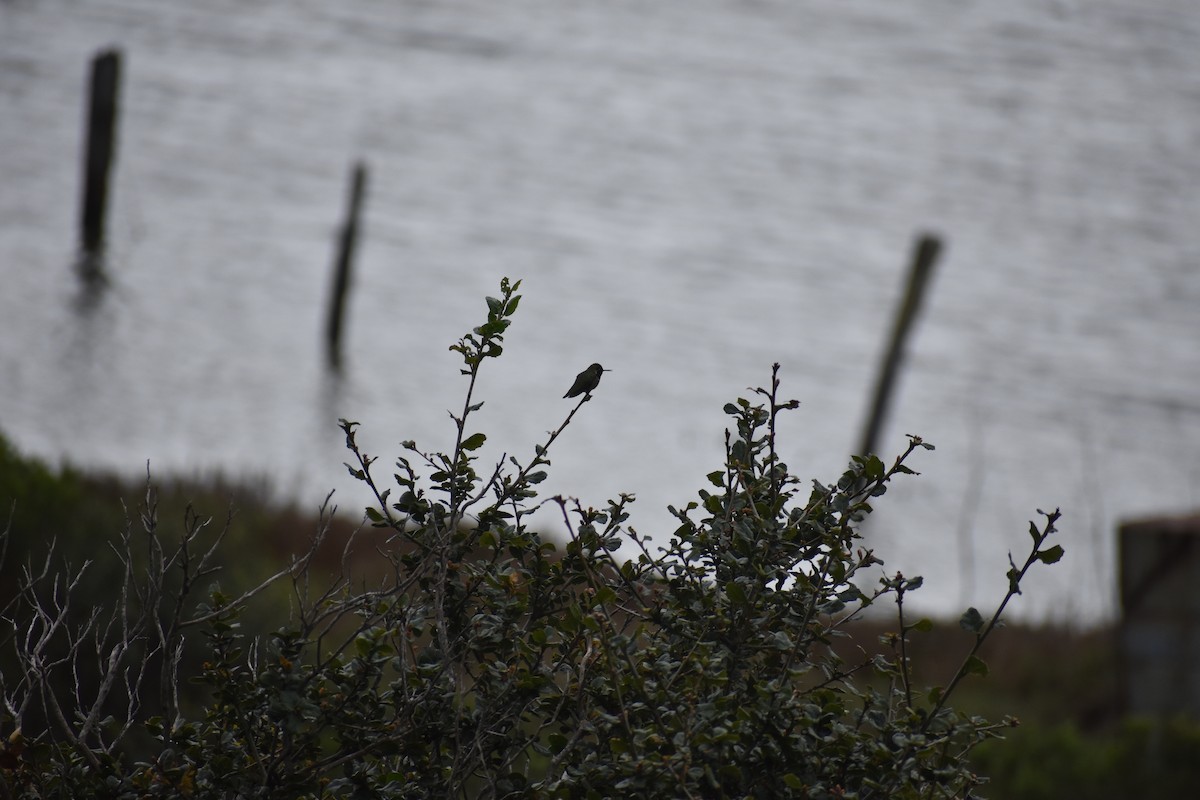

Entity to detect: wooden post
[80,49,122,258]
[856,233,942,457]
[326,161,368,369]
[1119,513,1200,718]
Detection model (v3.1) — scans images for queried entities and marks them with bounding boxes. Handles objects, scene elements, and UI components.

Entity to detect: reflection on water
[1,0,1199,623]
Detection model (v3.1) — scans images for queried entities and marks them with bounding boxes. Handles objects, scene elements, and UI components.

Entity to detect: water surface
[2,0,1198,622]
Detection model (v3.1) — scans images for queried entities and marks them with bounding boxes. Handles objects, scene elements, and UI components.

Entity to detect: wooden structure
[1119,512,1200,717]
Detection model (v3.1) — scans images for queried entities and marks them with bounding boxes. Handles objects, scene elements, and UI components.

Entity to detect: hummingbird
[563,363,610,398]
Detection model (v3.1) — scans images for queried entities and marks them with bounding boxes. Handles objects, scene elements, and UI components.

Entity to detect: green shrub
[971,717,1200,800]
[0,435,127,591]
[0,278,1063,798]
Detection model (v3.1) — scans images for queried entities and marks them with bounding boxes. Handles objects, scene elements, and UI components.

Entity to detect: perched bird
[563,363,610,398]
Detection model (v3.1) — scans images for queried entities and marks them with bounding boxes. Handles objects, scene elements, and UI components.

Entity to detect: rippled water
[2,0,1198,622]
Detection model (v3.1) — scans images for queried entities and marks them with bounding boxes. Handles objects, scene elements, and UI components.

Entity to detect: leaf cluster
[0,278,1064,799]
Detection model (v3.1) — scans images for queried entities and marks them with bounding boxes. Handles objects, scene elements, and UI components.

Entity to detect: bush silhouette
[1,278,1063,798]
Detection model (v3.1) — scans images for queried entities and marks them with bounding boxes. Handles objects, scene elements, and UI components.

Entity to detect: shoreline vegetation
[3,430,1198,797]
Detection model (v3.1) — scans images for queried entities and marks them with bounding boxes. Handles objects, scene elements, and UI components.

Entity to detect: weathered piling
[80,49,122,259]
[857,233,942,458]
[1119,512,1200,718]
[326,161,368,369]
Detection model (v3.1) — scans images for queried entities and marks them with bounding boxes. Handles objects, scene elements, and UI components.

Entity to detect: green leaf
[964,654,989,677]
[959,607,984,634]
[461,432,487,451]
[486,296,503,315]
[1036,544,1065,564]
[864,454,885,480]
[725,581,746,604]
[912,617,934,633]
[505,295,521,315]
[707,470,724,488]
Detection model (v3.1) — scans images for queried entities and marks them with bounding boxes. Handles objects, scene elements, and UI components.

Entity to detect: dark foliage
[1,278,1064,799]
